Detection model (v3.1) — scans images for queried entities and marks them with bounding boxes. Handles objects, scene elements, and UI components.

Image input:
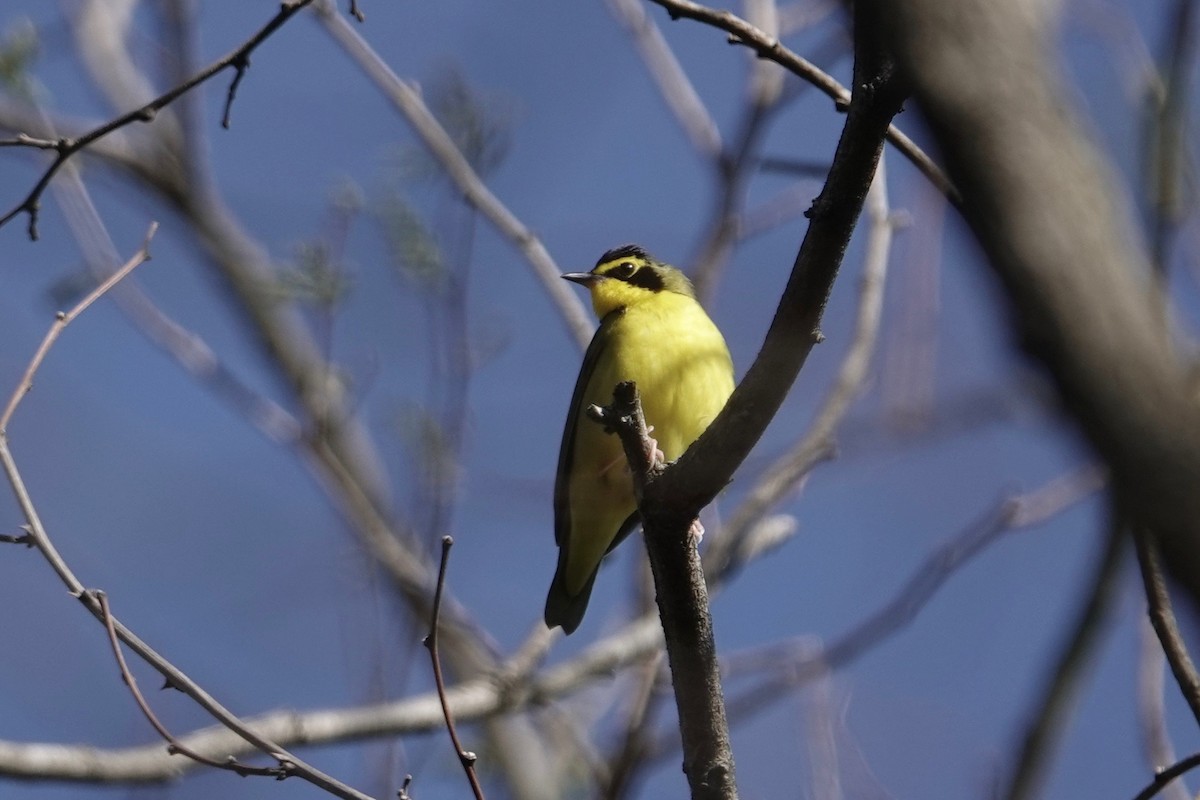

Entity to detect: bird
[544,244,735,634]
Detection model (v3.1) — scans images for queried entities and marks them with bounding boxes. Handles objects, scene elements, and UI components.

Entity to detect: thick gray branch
[866,0,1200,602]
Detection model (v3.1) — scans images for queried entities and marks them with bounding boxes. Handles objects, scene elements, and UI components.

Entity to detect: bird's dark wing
[607,510,642,554]
[553,307,624,548]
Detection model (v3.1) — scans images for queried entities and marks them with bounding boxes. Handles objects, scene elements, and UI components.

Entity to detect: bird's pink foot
[645,425,665,466]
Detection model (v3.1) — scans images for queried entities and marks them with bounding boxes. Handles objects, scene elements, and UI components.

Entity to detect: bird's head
[562,244,696,319]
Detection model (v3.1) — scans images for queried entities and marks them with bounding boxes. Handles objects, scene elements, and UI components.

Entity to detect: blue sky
[0,2,1193,799]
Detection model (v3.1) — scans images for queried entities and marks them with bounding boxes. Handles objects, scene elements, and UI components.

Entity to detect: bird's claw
[645,425,665,466]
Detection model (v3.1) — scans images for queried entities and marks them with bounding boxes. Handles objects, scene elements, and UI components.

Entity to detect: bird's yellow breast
[590,293,733,457]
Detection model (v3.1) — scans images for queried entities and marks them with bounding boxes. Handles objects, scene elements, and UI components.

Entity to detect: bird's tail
[544,562,598,635]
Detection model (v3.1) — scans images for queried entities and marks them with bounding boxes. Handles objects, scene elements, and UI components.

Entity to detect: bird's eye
[610,261,637,279]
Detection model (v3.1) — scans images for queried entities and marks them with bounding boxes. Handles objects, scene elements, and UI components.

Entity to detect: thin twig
[803,669,844,800]
[1147,0,1198,281]
[1136,617,1190,800]
[0,527,33,546]
[6,66,300,446]
[1133,528,1200,726]
[23,81,488,664]
[736,181,820,241]
[705,467,1106,744]
[587,383,663,485]
[0,1,320,239]
[14,10,578,730]
[220,55,250,129]
[1002,515,1126,800]
[602,651,667,800]
[1134,751,1200,800]
[645,0,959,205]
[0,0,348,237]
[0,465,1103,784]
[95,591,281,777]
[608,0,767,302]
[706,153,895,576]
[649,2,905,539]
[0,133,62,149]
[0,453,376,800]
[880,179,944,428]
[606,0,723,158]
[423,536,485,800]
[690,9,849,302]
[690,78,785,303]
[0,230,375,800]
[0,222,157,433]
[314,2,593,351]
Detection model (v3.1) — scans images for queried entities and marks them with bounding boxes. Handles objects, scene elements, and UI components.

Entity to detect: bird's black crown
[596,243,650,267]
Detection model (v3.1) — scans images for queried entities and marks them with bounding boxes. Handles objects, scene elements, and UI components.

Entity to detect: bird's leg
[688,518,705,543]
[597,425,664,480]
[643,424,665,467]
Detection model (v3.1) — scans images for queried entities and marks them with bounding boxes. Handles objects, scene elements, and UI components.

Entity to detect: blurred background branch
[0,1,1196,799]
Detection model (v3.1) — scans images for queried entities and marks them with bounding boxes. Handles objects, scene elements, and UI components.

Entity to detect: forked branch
[424,536,486,800]
[590,382,736,800]
[0,224,374,800]
[0,0,323,239]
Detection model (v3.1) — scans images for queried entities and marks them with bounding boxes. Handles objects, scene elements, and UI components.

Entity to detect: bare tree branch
[0,227,377,800]
[1134,529,1200,726]
[608,0,779,302]
[866,0,1200,609]
[0,0,320,239]
[0,223,157,432]
[1136,619,1191,800]
[0,612,655,782]
[706,152,895,577]
[607,0,723,158]
[701,467,1106,745]
[1002,517,1126,800]
[689,5,851,301]
[313,1,593,350]
[0,527,32,546]
[4,38,500,680]
[648,4,905,545]
[804,671,845,800]
[589,382,739,800]
[1146,0,1198,278]
[0,463,1087,786]
[95,592,283,779]
[1,481,810,787]
[0,21,468,670]
[573,17,907,794]
[601,651,667,800]
[646,0,957,204]
[879,182,943,428]
[43,114,304,444]
[424,537,486,800]
[1134,751,1200,800]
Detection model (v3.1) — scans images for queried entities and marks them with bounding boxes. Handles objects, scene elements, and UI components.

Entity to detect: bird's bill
[562,272,597,285]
